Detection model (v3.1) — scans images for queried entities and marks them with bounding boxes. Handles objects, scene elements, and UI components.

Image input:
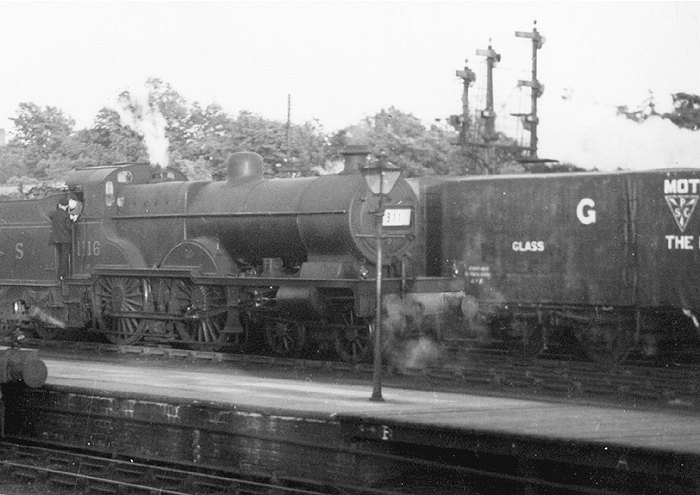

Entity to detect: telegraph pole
[516,22,545,159]
[286,94,291,162]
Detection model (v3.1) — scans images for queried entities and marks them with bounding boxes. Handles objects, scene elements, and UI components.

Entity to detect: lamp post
[360,155,402,402]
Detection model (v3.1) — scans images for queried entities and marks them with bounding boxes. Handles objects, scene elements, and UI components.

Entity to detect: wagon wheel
[94,277,147,345]
[573,318,634,364]
[171,281,229,351]
[335,320,373,364]
[505,317,545,359]
[263,319,306,357]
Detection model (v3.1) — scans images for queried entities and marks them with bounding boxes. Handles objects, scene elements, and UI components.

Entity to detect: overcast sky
[0,1,698,170]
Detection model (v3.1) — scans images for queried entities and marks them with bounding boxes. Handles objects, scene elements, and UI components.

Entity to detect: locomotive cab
[64,163,188,277]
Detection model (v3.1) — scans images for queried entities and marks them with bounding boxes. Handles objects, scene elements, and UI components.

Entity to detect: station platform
[4,355,700,493]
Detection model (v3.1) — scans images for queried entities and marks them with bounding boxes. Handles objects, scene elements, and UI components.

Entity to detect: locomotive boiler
[0,149,463,362]
[429,169,700,363]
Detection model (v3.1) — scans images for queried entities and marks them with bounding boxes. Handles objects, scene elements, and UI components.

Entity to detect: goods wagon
[431,170,700,362]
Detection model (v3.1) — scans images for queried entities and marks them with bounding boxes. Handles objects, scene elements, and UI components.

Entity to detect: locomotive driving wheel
[94,277,147,345]
[171,281,229,351]
[335,319,373,364]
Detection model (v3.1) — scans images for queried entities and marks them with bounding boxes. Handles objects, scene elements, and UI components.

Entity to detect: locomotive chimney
[226,152,264,183]
[339,144,371,174]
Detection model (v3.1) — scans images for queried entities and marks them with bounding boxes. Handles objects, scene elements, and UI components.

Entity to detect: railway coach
[0,149,463,363]
[428,169,700,362]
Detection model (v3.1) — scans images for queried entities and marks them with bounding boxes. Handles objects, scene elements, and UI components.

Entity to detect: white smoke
[312,160,345,175]
[538,90,700,171]
[109,83,170,167]
[29,306,65,329]
[382,293,443,372]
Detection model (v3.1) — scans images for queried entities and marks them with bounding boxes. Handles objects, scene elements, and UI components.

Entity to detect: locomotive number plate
[383,208,412,227]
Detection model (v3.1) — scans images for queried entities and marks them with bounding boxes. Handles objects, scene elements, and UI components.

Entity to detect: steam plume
[382,294,442,371]
[29,306,66,329]
[312,160,345,175]
[539,91,700,171]
[110,83,170,167]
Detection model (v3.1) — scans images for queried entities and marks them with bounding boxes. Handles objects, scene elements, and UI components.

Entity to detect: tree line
[1,78,698,184]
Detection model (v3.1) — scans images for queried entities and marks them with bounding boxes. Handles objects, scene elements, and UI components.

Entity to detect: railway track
[0,440,407,495]
[0,435,642,494]
[21,337,700,411]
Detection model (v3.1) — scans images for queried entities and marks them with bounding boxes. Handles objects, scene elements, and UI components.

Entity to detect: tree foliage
[5,103,76,178]
[330,107,469,177]
[663,93,700,131]
[617,91,700,132]
[1,81,697,184]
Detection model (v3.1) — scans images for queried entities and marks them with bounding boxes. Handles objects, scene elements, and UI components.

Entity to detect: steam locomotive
[0,148,463,363]
[426,169,700,363]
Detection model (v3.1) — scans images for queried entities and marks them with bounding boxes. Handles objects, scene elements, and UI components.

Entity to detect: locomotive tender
[427,169,700,362]
[0,149,462,362]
